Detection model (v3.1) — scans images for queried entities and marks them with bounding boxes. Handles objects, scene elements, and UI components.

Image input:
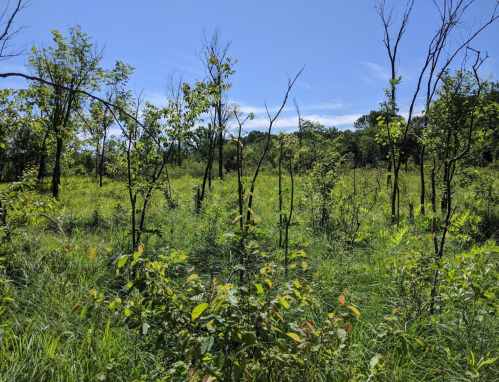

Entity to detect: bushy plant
[84,244,362,381]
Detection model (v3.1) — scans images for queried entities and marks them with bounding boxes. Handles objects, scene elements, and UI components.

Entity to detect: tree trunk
[431,158,437,213]
[218,129,223,179]
[99,135,106,187]
[95,143,99,178]
[390,166,399,225]
[52,136,63,198]
[420,145,425,215]
[441,163,449,214]
[387,160,392,189]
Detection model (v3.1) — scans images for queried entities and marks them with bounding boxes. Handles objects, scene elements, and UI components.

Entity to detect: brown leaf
[305,320,314,331]
[338,294,345,306]
[345,322,353,334]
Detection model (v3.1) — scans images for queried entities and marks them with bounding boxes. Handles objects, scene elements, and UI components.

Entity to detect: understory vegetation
[1,0,499,381]
[1,162,499,381]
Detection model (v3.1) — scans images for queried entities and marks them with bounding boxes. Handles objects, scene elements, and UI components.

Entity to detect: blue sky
[1,0,498,132]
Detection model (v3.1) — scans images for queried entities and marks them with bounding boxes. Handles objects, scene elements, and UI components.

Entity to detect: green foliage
[87,244,361,381]
[0,167,55,241]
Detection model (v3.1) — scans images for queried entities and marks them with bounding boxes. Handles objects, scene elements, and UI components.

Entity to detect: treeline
[2,78,498,183]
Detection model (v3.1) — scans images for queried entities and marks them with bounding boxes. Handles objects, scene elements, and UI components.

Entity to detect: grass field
[1,166,499,381]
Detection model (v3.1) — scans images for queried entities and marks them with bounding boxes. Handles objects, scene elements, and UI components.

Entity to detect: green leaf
[117,255,128,268]
[478,357,499,369]
[242,331,257,346]
[279,297,290,310]
[142,323,150,335]
[254,283,264,294]
[200,336,214,355]
[192,303,209,321]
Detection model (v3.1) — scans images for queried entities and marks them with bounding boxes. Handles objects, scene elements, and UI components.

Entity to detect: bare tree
[244,66,305,229]
[375,0,499,224]
[199,27,233,181]
[0,0,29,62]
[165,70,187,167]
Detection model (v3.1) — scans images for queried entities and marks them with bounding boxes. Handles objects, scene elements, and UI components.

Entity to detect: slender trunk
[431,157,437,213]
[420,145,426,215]
[200,126,215,208]
[236,125,244,231]
[390,167,399,224]
[387,160,392,189]
[99,135,106,187]
[441,163,449,214]
[278,141,283,248]
[218,129,223,179]
[285,158,294,278]
[131,196,136,249]
[396,182,400,227]
[95,143,99,178]
[52,135,63,198]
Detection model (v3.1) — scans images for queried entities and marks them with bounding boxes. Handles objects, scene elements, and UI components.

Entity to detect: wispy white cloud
[230,101,292,115]
[231,100,350,115]
[298,80,313,90]
[305,101,351,110]
[243,113,362,131]
[0,63,28,73]
[144,91,169,107]
[361,62,390,83]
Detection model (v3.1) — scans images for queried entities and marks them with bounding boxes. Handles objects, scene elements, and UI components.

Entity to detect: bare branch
[0,0,29,61]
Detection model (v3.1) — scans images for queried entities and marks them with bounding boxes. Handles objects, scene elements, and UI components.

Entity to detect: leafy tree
[27,26,104,198]
[113,79,215,249]
[80,61,133,187]
[425,70,492,213]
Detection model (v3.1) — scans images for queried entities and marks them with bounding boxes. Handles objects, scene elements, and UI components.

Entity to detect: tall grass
[0,168,498,380]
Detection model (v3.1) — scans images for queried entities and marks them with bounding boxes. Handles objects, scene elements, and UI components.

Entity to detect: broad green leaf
[242,331,257,346]
[192,303,209,321]
[117,255,128,268]
[200,336,214,355]
[279,297,290,309]
[254,283,264,294]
